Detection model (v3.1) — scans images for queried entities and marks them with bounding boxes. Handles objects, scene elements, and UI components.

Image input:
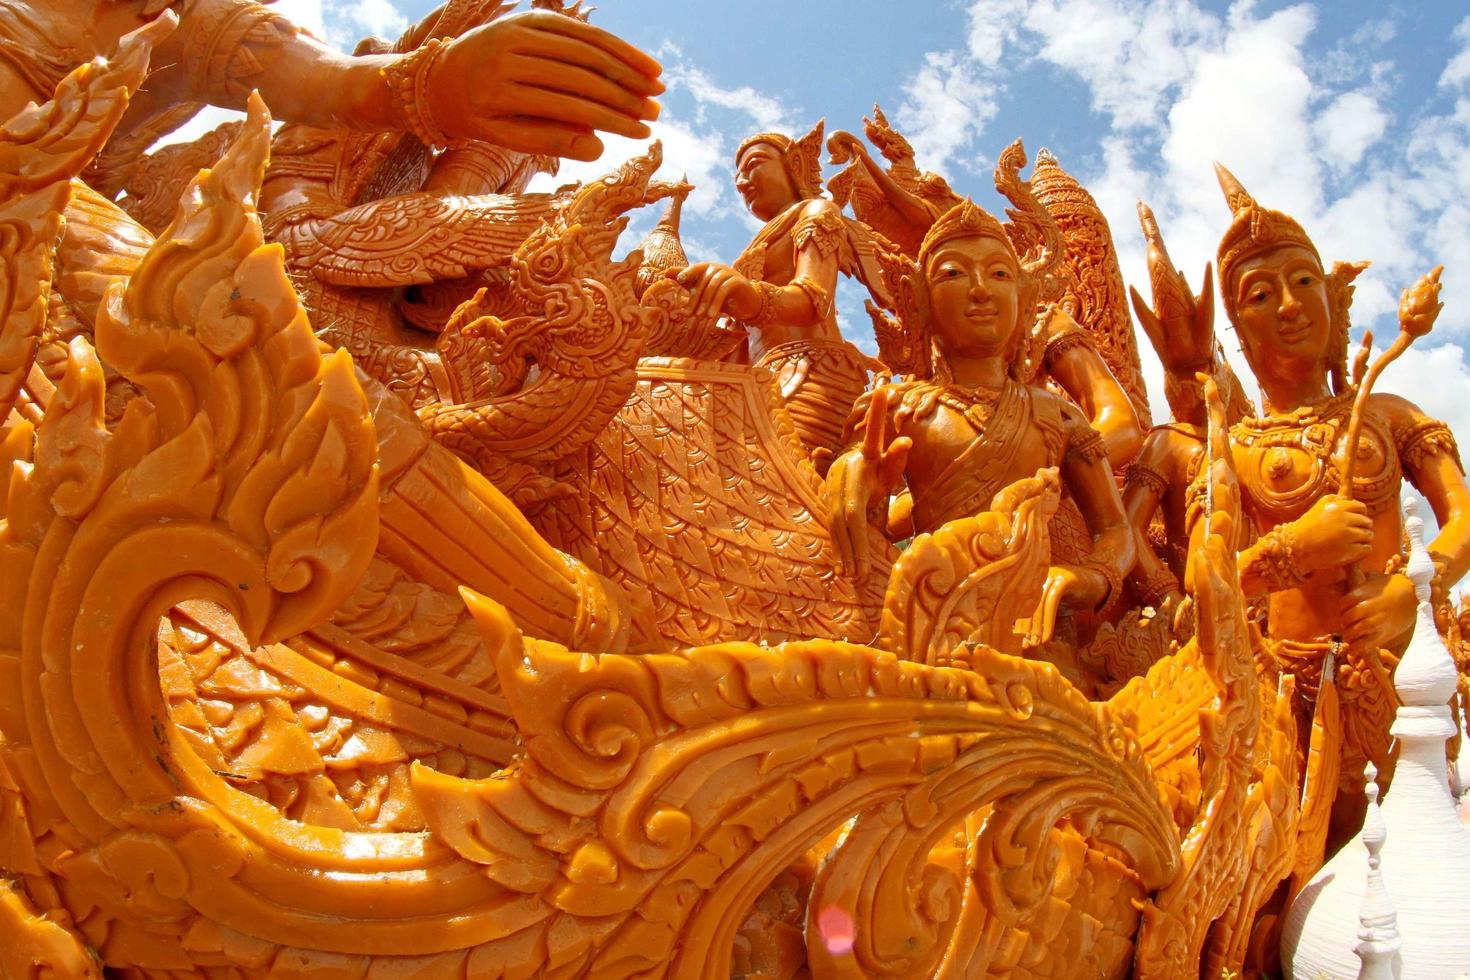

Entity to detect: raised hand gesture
[823,387,911,578]
[1128,201,1216,375]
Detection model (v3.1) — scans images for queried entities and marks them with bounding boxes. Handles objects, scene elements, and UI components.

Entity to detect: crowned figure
[822,200,1136,686]
[674,121,887,467]
[1200,165,1470,846]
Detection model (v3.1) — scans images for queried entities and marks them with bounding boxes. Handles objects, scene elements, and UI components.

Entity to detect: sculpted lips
[1277,317,1313,343]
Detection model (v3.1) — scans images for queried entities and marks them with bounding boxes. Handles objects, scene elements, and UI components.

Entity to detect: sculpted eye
[992,267,1011,280]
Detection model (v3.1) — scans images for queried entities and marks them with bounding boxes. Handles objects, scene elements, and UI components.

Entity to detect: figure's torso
[1232,393,1404,641]
[898,380,1068,535]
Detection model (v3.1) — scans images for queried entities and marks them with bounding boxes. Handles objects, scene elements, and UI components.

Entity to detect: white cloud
[1313,88,1391,173]
[895,51,1001,177]
[666,63,795,133]
[1441,16,1470,90]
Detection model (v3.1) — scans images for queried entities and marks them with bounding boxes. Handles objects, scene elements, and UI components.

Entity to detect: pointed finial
[1035,147,1059,167]
[1214,161,1257,215]
[1355,761,1401,980]
[1404,496,1436,605]
[1392,493,1458,719]
[656,174,690,230]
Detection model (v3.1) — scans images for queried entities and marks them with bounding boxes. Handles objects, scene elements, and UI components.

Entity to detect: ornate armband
[1243,523,1308,593]
[177,0,297,102]
[1125,460,1170,498]
[789,275,833,321]
[1394,417,1464,474]
[791,208,845,257]
[1042,324,1095,367]
[382,39,451,148]
[1065,423,1108,466]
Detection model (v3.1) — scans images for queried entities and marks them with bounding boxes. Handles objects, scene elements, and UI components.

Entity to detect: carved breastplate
[1233,394,1400,523]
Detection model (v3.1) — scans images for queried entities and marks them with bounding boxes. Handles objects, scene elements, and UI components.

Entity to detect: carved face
[1233,244,1333,370]
[923,234,1024,363]
[735,143,797,222]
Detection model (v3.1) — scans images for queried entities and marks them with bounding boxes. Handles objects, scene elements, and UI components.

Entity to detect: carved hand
[1289,494,1374,573]
[1340,571,1417,652]
[429,11,663,161]
[1129,201,1215,374]
[674,263,762,322]
[1398,264,1444,339]
[1025,563,1106,649]
[824,388,911,578]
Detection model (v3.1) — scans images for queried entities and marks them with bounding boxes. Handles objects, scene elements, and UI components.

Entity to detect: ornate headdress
[736,119,825,200]
[1214,162,1321,318]
[1214,162,1363,393]
[872,198,1051,381]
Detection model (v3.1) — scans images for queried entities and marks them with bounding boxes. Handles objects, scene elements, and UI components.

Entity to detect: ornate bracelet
[382,38,451,148]
[749,281,781,325]
[1138,566,1181,608]
[1245,523,1308,592]
[1082,557,1126,615]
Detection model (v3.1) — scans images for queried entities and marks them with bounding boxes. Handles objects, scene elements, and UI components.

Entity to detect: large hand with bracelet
[393,10,664,161]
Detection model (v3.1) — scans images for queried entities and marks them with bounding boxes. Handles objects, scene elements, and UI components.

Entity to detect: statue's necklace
[936,381,1008,432]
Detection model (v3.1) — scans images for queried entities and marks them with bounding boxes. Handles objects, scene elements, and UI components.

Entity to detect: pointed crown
[916,199,1013,271]
[1214,162,1321,315]
[736,119,825,200]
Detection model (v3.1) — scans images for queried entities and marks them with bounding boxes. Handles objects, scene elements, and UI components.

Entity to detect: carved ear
[1327,259,1371,320]
[790,119,826,198]
[1325,259,1369,393]
[894,271,932,378]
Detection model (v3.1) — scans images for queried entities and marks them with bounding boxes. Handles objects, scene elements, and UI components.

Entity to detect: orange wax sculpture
[0,4,1467,980]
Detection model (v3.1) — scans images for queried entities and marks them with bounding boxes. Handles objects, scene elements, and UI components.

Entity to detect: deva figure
[675,122,885,467]
[822,201,1136,684]
[1199,165,1470,840]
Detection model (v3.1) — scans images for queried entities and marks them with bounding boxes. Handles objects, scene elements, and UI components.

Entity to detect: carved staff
[1339,265,1444,497]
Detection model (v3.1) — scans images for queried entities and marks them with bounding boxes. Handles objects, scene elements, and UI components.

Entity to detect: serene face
[735,143,797,221]
[923,234,1024,363]
[1232,244,1332,370]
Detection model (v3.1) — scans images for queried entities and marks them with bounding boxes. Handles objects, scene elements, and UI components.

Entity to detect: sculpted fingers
[1130,284,1165,354]
[465,116,602,161]
[1025,577,1066,650]
[522,10,664,86]
[860,387,891,460]
[507,54,660,121]
[503,84,651,140]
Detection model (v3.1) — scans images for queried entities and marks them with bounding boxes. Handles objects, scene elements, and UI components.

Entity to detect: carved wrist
[1242,524,1308,594]
[1138,566,1181,608]
[382,39,451,148]
[749,281,781,325]
[1081,558,1125,615]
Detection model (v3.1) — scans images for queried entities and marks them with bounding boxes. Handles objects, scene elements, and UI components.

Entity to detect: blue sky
[244,0,1470,458]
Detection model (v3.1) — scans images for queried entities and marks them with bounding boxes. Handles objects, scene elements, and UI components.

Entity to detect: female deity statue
[673,122,883,467]
[1199,165,1470,838]
[827,113,1145,473]
[821,200,1136,680]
